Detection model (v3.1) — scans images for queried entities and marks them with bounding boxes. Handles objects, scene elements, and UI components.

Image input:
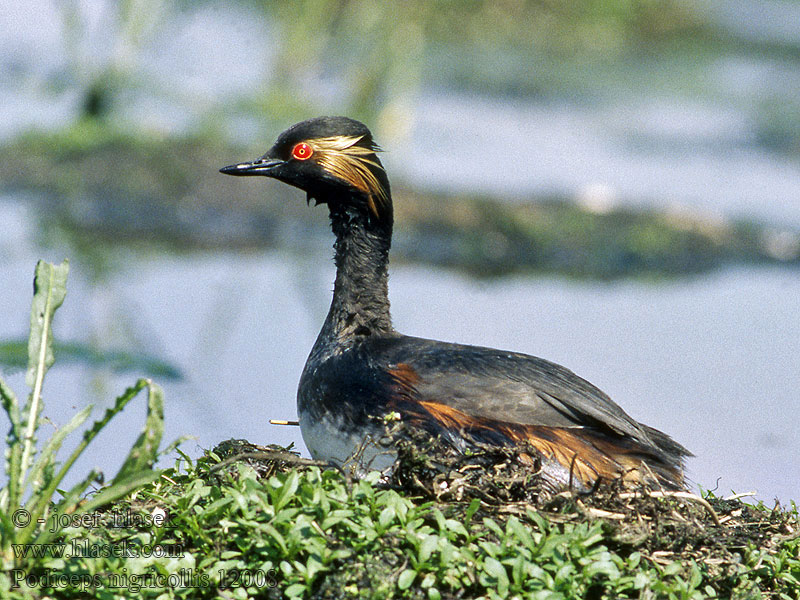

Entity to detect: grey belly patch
[299,411,397,473]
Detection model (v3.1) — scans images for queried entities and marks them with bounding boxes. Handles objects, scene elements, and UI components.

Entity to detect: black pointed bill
[219,157,283,176]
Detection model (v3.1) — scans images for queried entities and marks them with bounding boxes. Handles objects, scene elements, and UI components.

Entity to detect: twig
[723,492,757,501]
[618,490,722,526]
[582,505,627,521]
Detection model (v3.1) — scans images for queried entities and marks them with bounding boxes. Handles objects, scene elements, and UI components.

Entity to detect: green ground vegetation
[1,262,799,599]
[0,261,170,588]
[4,439,799,599]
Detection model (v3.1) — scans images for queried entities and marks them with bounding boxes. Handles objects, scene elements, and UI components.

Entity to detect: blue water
[2,197,798,503]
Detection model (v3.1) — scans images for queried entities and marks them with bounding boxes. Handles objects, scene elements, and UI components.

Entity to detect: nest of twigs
[204,438,326,482]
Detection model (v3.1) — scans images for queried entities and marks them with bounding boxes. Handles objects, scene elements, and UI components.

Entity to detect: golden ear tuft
[310,135,389,219]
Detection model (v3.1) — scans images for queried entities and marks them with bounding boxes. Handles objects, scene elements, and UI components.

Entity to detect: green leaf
[27,404,93,495]
[25,260,69,388]
[112,380,164,484]
[633,571,651,589]
[440,540,456,565]
[78,469,163,514]
[263,523,288,555]
[305,554,325,581]
[465,498,481,525]
[689,563,702,588]
[444,519,468,538]
[418,534,438,563]
[526,509,550,533]
[584,559,619,579]
[511,554,525,586]
[1,376,22,516]
[507,516,534,551]
[379,505,396,530]
[483,556,509,596]
[284,583,306,598]
[397,569,417,590]
[483,517,504,538]
[272,470,300,512]
[13,260,68,513]
[0,376,20,430]
[0,339,182,380]
[432,507,446,532]
[579,526,604,548]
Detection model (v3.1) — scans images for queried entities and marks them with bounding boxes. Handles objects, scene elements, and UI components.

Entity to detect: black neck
[318,198,394,344]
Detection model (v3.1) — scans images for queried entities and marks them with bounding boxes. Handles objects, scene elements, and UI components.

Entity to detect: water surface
[2,198,797,503]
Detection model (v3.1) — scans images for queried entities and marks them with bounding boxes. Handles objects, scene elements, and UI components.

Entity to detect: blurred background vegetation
[3,0,800,278]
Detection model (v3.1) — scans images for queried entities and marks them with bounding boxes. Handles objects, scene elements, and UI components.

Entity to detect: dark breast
[298,339,395,431]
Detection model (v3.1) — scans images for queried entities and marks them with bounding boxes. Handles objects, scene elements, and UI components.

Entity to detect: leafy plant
[0,260,165,571]
[0,339,182,380]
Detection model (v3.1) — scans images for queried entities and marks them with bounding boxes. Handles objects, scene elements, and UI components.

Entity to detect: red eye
[291,142,313,160]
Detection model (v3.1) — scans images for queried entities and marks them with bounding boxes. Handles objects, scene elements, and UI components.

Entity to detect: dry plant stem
[618,490,722,526]
[581,504,627,520]
[723,492,757,501]
[269,419,300,426]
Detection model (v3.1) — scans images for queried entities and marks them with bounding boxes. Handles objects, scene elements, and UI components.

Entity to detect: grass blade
[0,376,20,428]
[30,469,101,546]
[1,376,21,516]
[113,380,164,484]
[21,379,148,543]
[32,470,161,546]
[80,470,163,515]
[27,405,93,497]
